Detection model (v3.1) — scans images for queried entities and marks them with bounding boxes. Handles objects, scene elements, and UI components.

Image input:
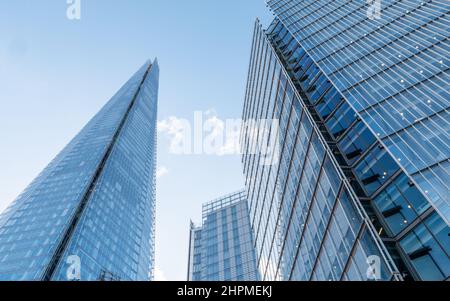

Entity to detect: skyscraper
[0,60,159,281]
[240,1,449,281]
[187,191,259,281]
[266,0,449,227]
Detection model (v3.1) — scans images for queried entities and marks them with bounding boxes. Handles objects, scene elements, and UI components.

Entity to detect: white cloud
[158,111,243,156]
[156,166,169,179]
[204,108,217,117]
[154,266,168,281]
[158,117,191,154]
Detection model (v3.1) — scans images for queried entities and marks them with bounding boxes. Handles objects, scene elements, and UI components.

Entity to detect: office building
[187,190,259,281]
[0,60,159,281]
[240,6,449,280]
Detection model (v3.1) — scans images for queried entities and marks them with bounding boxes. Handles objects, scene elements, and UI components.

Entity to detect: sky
[0,0,272,280]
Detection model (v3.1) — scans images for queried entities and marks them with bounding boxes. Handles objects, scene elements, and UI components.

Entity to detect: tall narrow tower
[0,60,159,281]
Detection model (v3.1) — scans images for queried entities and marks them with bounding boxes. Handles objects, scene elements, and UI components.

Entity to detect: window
[338,121,377,165]
[373,174,430,235]
[348,229,392,281]
[400,213,450,280]
[325,102,357,139]
[308,74,332,103]
[315,88,343,120]
[355,145,400,195]
[300,63,320,88]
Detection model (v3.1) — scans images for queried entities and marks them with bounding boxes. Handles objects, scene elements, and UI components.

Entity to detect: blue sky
[0,1,272,280]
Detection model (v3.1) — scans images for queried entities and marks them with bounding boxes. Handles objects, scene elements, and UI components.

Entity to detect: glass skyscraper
[0,60,159,281]
[187,191,259,281]
[241,0,449,281]
[267,0,449,227]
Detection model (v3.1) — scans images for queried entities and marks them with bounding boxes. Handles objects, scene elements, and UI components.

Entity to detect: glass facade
[0,60,159,281]
[241,16,449,281]
[266,0,450,225]
[187,191,259,281]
